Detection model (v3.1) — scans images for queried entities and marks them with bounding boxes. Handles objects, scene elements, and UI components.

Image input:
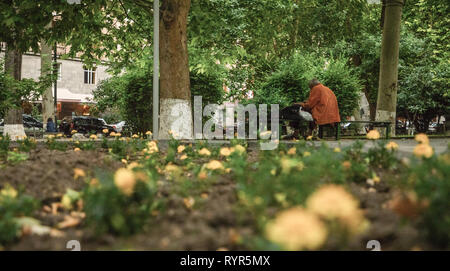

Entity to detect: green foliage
[45,138,67,151]
[403,0,450,61]
[342,141,371,183]
[93,68,224,133]
[190,70,225,105]
[235,143,347,223]
[408,153,450,249]
[0,186,39,244]
[398,59,450,132]
[0,59,53,116]
[366,141,399,170]
[0,135,10,161]
[82,170,158,236]
[6,151,28,165]
[254,53,361,118]
[17,137,36,153]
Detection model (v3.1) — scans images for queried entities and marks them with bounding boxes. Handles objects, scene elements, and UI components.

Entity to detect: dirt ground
[0,147,436,251]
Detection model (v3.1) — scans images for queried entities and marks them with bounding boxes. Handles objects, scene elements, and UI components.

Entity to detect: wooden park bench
[280,118,391,140]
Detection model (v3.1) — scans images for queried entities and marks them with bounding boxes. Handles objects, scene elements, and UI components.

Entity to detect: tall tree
[375,0,404,135]
[3,44,25,139]
[158,0,192,139]
[0,0,54,139]
[40,36,53,132]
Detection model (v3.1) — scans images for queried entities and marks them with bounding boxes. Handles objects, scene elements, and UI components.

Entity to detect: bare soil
[1,148,434,251]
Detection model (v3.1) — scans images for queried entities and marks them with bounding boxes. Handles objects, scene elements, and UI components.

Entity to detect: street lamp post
[53,43,58,129]
[153,0,159,139]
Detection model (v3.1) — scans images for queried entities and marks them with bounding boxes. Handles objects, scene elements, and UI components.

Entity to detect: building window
[84,67,96,84]
[55,63,62,81]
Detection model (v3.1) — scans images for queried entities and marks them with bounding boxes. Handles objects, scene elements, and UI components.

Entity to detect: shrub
[0,185,39,244]
[82,168,159,236]
[93,69,224,134]
[409,153,450,248]
[0,135,10,161]
[253,53,361,119]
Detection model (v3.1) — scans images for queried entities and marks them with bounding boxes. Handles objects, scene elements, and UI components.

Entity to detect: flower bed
[0,133,448,250]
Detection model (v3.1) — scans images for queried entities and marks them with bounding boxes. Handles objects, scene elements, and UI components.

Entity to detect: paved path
[305,138,448,157]
[10,137,449,158]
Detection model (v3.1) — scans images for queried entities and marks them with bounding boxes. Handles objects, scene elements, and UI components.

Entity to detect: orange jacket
[303,84,341,125]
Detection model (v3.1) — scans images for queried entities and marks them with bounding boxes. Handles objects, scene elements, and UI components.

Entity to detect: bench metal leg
[336,122,340,140]
[386,124,391,139]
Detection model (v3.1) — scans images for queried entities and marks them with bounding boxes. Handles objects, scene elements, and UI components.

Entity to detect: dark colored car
[0,115,43,128]
[59,116,115,136]
[23,114,43,129]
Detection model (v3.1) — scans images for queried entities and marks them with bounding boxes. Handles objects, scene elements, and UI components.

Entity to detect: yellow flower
[127,162,140,170]
[306,135,313,141]
[121,159,128,164]
[47,135,55,140]
[61,195,73,210]
[265,207,327,251]
[198,148,211,156]
[132,134,139,139]
[205,160,224,171]
[333,147,341,153]
[145,141,159,154]
[232,145,246,154]
[220,147,232,157]
[102,129,109,134]
[280,158,304,174]
[373,175,380,183]
[114,168,136,196]
[89,134,98,140]
[71,130,77,134]
[303,151,311,157]
[413,144,433,158]
[385,141,399,151]
[56,133,63,138]
[366,129,380,140]
[414,133,429,145]
[183,197,195,209]
[164,164,182,179]
[287,147,296,155]
[109,131,116,137]
[270,169,277,175]
[177,145,186,153]
[73,168,86,180]
[74,147,81,152]
[180,154,188,160]
[0,184,18,198]
[145,131,152,136]
[198,171,208,180]
[114,132,121,137]
[306,184,367,234]
[89,178,100,187]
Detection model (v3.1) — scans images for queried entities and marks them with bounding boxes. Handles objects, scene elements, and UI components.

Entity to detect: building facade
[0,42,111,119]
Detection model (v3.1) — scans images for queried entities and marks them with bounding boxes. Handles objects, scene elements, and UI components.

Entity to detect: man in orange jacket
[297,79,341,138]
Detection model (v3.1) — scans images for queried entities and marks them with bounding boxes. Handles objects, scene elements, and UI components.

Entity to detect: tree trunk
[3,44,26,140]
[41,39,54,132]
[375,0,404,136]
[158,0,192,139]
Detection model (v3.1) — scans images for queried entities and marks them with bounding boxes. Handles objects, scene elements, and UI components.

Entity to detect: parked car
[23,114,43,129]
[59,116,115,136]
[0,115,43,129]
